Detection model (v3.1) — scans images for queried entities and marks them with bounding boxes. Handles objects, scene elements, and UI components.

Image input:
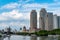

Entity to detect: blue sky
[0,0,60,30]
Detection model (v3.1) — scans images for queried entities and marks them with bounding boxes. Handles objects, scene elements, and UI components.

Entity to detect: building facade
[47,12,53,30]
[39,8,47,30]
[30,10,37,33]
[39,8,53,31]
[53,14,58,29]
[57,16,60,28]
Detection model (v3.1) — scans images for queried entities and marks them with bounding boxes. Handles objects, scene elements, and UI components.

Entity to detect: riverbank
[1,29,60,37]
[0,33,2,37]
[15,29,60,36]
[0,35,2,37]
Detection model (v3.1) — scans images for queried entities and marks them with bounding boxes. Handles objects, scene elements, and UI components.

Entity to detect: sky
[0,0,60,30]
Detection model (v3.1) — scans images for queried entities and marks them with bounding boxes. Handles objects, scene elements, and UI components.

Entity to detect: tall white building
[39,8,53,31]
[53,14,58,29]
[47,12,53,30]
[39,8,47,30]
[57,16,60,28]
[30,10,37,33]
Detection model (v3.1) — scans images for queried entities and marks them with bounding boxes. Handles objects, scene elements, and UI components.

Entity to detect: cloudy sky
[0,0,60,30]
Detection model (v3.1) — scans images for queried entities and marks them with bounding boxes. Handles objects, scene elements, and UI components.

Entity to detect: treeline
[16,29,60,36]
[0,35,2,37]
[35,29,60,36]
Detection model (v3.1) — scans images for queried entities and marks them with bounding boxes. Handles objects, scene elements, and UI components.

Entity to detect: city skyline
[0,0,60,30]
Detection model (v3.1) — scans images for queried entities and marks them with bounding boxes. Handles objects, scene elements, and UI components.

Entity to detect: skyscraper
[57,16,60,28]
[53,14,58,29]
[39,8,54,31]
[30,10,37,33]
[39,8,47,30]
[47,12,53,30]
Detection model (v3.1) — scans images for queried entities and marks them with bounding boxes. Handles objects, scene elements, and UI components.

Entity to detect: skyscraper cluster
[39,8,53,31]
[30,8,60,33]
[22,8,60,33]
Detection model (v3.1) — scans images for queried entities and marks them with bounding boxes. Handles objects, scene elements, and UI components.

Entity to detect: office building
[47,12,53,30]
[53,14,58,29]
[57,16,60,28]
[39,8,47,30]
[30,10,37,33]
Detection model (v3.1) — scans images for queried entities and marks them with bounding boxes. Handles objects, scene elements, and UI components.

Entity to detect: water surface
[0,35,60,40]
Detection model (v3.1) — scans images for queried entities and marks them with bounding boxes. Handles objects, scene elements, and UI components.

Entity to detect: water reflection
[0,37,3,40]
[39,36,59,40]
[7,36,11,40]
[3,35,11,40]
[39,36,60,40]
[39,36,48,40]
[30,36,37,40]
[2,35,60,40]
[57,36,60,40]
[48,36,55,40]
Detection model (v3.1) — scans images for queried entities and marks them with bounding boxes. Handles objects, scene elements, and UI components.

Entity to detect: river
[0,35,60,40]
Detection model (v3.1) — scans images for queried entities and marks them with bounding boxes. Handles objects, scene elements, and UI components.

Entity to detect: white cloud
[0,3,19,9]
[0,9,23,20]
[0,0,34,10]
[23,12,30,20]
[53,9,60,16]
[19,0,34,3]
[23,3,48,9]
[0,22,27,30]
